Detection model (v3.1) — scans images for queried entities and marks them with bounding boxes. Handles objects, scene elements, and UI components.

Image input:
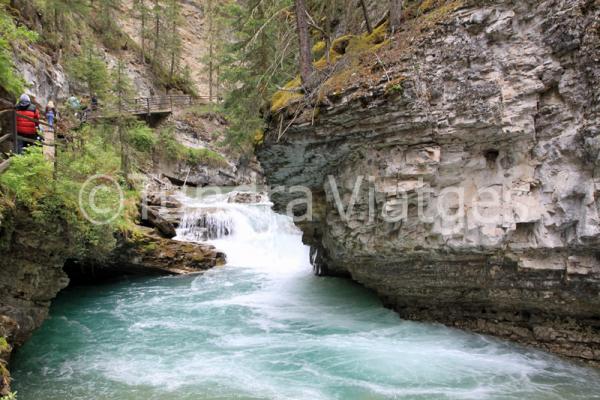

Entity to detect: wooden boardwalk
[91,95,206,118]
[0,94,207,174]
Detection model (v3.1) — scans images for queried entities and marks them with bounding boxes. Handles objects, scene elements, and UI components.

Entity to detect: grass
[157,127,229,169]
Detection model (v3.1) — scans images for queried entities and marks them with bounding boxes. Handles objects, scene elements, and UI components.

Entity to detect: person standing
[45,100,58,129]
[15,94,41,154]
[67,95,81,113]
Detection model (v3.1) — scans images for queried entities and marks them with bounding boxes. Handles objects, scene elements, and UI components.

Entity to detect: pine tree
[152,0,161,70]
[39,0,88,49]
[215,0,298,154]
[67,42,110,98]
[110,60,135,185]
[163,0,182,88]
[206,0,216,101]
[132,0,149,63]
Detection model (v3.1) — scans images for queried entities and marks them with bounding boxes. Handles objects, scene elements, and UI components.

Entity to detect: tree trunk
[208,46,213,101]
[257,1,269,101]
[207,0,214,101]
[294,0,315,90]
[359,0,372,34]
[141,0,146,63]
[390,0,403,34]
[153,0,160,68]
[169,50,175,85]
[215,66,220,101]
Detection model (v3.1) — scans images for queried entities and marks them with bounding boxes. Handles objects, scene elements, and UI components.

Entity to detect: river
[11,190,600,399]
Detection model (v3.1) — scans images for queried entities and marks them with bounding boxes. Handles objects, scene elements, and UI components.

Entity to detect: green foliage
[95,0,122,49]
[0,146,115,257]
[215,0,298,156]
[66,41,110,98]
[0,1,38,96]
[128,123,156,153]
[0,147,54,209]
[184,147,228,169]
[109,59,135,109]
[157,127,181,161]
[0,119,155,258]
[157,127,228,168]
[34,0,88,50]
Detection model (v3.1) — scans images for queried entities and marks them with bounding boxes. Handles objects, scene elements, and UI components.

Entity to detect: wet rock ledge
[0,198,224,395]
[64,228,226,284]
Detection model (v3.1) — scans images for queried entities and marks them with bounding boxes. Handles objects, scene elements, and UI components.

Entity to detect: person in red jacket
[15,93,41,154]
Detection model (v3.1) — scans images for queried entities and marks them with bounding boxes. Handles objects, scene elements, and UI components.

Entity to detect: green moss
[0,337,9,352]
[270,23,392,113]
[143,242,158,253]
[270,76,304,113]
[312,41,326,59]
[253,129,264,145]
[184,147,229,169]
[404,0,465,23]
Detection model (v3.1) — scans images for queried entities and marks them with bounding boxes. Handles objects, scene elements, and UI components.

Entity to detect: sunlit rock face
[258,0,600,363]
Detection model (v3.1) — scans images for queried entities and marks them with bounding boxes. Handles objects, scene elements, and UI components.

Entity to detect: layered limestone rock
[0,203,224,394]
[157,112,263,187]
[64,228,226,282]
[258,0,600,363]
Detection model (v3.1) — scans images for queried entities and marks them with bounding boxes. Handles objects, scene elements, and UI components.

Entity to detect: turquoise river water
[11,191,600,399]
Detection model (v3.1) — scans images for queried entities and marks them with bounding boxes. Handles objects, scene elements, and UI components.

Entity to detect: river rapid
[11,190,600,399]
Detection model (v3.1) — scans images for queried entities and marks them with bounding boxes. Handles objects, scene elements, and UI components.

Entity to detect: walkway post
[12,109,18,153]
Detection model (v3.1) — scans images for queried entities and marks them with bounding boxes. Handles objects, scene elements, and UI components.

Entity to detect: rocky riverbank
[258,0,600,364]
[0,194,224,395]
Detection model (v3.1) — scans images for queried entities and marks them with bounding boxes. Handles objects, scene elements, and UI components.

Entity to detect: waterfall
[175,190,308,270]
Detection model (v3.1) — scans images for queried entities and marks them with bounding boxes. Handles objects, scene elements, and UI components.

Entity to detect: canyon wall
[258,0,600,363]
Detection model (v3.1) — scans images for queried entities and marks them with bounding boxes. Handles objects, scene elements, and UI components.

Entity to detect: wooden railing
[0,99,57,175]
[0,94,208,175]
[91,95,208,118]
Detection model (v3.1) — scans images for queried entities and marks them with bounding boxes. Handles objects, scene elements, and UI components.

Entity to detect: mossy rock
[0,338,8,353]
[271,76,304,113]
[312,41,326,59]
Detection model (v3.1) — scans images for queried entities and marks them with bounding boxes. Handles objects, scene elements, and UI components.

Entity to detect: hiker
[67,95,81,113]
[91,94,98,111]
[45,100,58,129]
[15,94,42,154]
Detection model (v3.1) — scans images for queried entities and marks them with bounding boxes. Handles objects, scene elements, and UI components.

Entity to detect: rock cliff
[0,202,224,395]
[258,0,600,363]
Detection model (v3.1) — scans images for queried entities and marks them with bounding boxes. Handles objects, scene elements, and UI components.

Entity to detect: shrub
[156,127,228,168]
[0,2,38,96]
[128,123,156,153]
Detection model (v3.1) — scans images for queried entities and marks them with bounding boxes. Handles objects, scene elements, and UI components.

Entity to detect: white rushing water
[11,189,600,400]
